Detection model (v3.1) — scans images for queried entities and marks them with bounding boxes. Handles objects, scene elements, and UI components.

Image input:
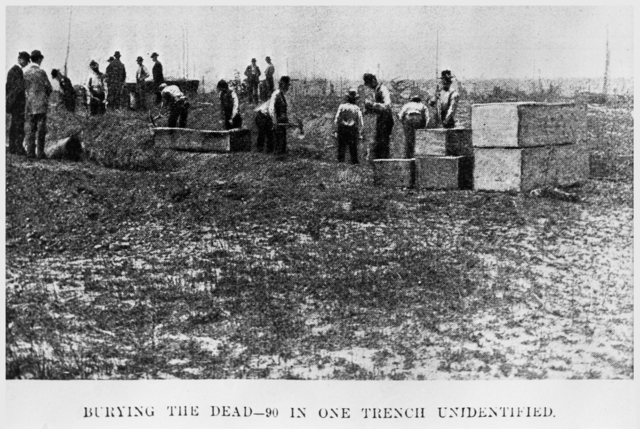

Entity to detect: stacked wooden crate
[414,128,474,190]
[472,103,588,192]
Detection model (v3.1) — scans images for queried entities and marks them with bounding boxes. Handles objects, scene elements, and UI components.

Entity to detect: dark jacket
[152,61,164,84]
[272,90,288,125]
[6,64,25,112]
[106,59,126,84]
[244,65,261,83]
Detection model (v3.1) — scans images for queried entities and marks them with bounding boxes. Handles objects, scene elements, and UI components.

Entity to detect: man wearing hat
[23,50,53,158]
[398,95,428,158]
[151,52,164,105]
[333,88,364,164]
[85,60,108,115]
[216,80,242,130]
[6,51,31,155]
[363,73,394,160]
[135,56,150,109]
[159,83,190,129]
[51,69,76,113]
[244,58,261,103]
[434,70,459,129]
[254,98,274,153]
[268,76,291,156]
[106,51,126,109]
[264,56,275,97]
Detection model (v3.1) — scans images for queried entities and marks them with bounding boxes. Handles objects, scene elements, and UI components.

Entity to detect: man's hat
[410,95,422,102]
[30,50,43,60]
[51,69,59,78]
[107,56,115,62]
[251,58,256,62]
[265,56,271,61]
[137,56,143,62]
[346,88,359,101]
[279,76,291,85]
[151,52,159,58]
[114,51,121,58]
[89,60,99,67]
[440,70,454,82]
[217,79,229,90]
[363,73,376,84]
[18,51,30,61]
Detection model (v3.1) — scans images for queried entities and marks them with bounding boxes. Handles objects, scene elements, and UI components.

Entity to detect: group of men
[244,56,275,103]
[332,70,459,164]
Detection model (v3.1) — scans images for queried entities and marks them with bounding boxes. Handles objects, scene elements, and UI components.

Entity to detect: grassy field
[5,92,633,379]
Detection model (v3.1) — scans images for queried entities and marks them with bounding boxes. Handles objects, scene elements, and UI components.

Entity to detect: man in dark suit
[151,52,164,105]
[6,51,30,155]
[269,76,291,156]
[51,69,76,112]
[244,58,261,103]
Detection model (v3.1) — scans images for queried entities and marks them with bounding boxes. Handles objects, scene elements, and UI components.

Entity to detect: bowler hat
[266,56,271,61]
[114,51,121,58]
[251,58,256,62]
[279,76,291,85]
[107,56,114,62]
[89,60,99,67]
[18,51,30,61]
[346,88,359,101]
[30,50,43,60]
[440,70,454,82]
[137,56,143,62]
[151,52,159,58]
[363,73,376,84]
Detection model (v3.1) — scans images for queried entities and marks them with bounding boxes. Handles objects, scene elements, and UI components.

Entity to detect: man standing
[106,51,126,109]
[151,52,164,105]
[135,56,150,110]
[51,69,76,113]
[264,56,275,97]
[217,79,242,130]
[6,51,30,155]
[398,95,428,158]
[244,58,261,103]
[268,76,291,156]
[23,50,52,159]
[435,70,459,129]
[85,60,108,115]
[159,83,190,128]
[333,88,364,164]
[363,73,394,159]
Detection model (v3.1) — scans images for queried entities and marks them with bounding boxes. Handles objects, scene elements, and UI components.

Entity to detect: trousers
[8,107,26,154]
[337,125,359,164]
[26,113,47,158]
[402,113,426,158]
[372,111,394,159]
[168,100,189,128]
[255,111,274,152]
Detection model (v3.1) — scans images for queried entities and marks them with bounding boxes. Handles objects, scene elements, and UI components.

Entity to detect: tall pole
[603,26,610,95]
[64,8,72,76]
[434,29,441,127]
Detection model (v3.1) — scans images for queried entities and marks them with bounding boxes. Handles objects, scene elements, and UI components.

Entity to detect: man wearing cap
[106,51,126,109]
[434,70,459,129]
[398,95,428,158]
[333,88,364,164]
[151,53,164,105]
[159,83,190,129]
[244,58,261,104]
[51,69,76,113]
[85,60,108,115]
[6,52,30,155]
[264,56,275,97]
[217,80,242,130]
[268,76,291,156]
[135,56,150,109]
[363,73,394,160]
[23,50,53,158]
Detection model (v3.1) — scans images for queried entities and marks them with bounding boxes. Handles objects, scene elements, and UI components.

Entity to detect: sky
[4,6,634,89]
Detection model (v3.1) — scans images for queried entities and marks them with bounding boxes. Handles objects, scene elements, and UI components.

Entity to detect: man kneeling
[159,83,189,128]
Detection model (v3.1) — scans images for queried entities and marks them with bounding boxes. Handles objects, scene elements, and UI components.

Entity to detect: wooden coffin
[152,128,251,152]
[472,102,585,148]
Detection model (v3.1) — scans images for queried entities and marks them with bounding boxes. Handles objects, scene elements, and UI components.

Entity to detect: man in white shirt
[159,83,189,128]
[398,95,428,158]
[334,88,364,164]
[217,79,242,130]
[85,60,108,115]
[363,73,394,159]
[135,56,150,110]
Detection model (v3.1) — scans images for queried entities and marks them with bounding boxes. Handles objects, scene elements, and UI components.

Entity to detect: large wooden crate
[474,144,588,192]
[372,159,415,188]
[415,128,473,157]
[416,156,473,190]
[153,128,251,152]
[472,102,584,148]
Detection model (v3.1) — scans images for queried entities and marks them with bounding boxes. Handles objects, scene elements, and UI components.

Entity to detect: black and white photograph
[3,4,637,428]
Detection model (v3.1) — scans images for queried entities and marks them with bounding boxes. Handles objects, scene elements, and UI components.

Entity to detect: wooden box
[153,128,251,152]
[415,128,473,157]
[372,159,415,188]
[474,144,588,192]
[416,156,473,190]
[472,102,584,148]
